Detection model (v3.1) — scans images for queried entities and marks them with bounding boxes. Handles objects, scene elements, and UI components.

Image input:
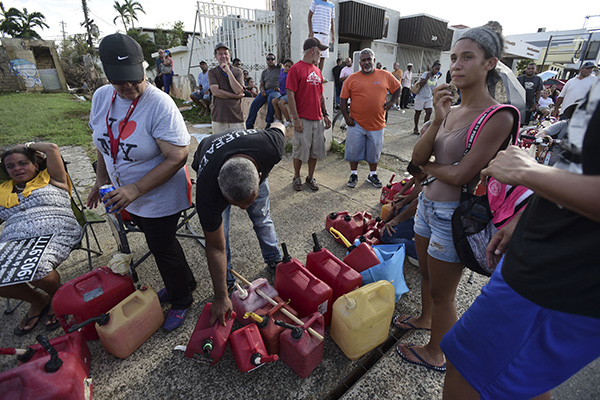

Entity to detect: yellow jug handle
[329,227,352,248]
[243,312,264,324]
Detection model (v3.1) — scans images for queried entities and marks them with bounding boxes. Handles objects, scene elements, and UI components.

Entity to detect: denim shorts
[344,122,384,164]
[413,192,460,263]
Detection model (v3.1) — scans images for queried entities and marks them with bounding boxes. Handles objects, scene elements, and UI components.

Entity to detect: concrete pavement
[0,106,597,399]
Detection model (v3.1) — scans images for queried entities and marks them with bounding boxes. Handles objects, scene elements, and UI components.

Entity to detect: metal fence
[187,1,276,76]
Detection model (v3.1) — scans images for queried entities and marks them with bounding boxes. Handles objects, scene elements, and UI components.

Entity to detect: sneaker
[162,308,188,332]
[293,177,303,191]
[274,119,281,123]
[284,121,291,128]
[267,260,281,270]
[367,174,383,188]
[306,176,319,191]
[347,173,358,188]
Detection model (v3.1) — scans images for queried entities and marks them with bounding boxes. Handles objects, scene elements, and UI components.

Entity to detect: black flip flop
[45,313,61,331]
[13,303,50,336]
[396,343,446,373]
[393,315,431,331]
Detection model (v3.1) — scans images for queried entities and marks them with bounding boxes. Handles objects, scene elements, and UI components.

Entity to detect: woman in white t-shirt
[413,61,441,134]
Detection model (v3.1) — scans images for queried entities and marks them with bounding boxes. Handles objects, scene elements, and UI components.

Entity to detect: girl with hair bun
[395,22,517,373]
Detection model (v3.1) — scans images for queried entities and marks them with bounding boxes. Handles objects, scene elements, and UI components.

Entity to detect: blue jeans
[335,85,342,106]
[162,73,173,94]
[246,89,280,128]
[380,206,417,260]
[221,178,281,285]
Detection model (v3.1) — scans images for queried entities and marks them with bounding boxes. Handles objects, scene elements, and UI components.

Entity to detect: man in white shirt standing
[400,63,413,109]
[308,0,335,71]
[553,61,596,119]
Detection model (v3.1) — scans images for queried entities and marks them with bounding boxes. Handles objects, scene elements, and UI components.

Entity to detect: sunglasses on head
[266,57,275,61]
[110,79,144,85]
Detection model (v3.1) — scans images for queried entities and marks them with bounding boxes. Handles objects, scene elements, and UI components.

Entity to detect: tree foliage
[0,2,49,39]
[126,29,158,69]
[113,0,145,32]
[154,21,186,49]
[60,34,102,90]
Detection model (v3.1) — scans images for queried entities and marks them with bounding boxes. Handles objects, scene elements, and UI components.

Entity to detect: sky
[6,0,600,42]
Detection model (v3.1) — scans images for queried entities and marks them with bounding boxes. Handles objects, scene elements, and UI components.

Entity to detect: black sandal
[13,303,50,336]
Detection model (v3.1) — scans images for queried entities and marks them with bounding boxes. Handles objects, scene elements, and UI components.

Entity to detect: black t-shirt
[332,65,343,88]
[503,85,600,318]
[191,127,285,232]
[517,75,543,106]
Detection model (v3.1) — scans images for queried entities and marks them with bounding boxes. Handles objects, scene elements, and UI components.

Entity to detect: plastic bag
[361,244,408,303]
[108,252,132,275]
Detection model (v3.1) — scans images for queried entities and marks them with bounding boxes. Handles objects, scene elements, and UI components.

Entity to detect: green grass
[0,92,93,153]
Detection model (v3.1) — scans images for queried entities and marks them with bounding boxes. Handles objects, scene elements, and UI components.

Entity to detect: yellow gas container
[96,284,164,359]
[330,280,395,360]
[380,203,393,221]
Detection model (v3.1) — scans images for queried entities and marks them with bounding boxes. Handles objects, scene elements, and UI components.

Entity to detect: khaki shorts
[211,121,244,135]
[292,118,326,162]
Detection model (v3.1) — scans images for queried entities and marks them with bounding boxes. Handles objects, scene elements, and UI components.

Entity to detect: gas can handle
[67,313,111,333]
[329,227,352,249]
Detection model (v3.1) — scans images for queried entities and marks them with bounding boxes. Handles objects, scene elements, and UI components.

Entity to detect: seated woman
[0,142,81,336]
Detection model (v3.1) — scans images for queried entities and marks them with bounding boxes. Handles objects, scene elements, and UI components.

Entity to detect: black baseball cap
[99,33,145,82]
[303,37,328,51]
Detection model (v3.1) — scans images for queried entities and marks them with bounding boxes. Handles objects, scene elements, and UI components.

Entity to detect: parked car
[543,78,567,91]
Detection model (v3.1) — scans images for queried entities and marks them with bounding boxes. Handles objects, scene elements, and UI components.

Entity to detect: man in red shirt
[286,37,332,191]
[340,48,400,188]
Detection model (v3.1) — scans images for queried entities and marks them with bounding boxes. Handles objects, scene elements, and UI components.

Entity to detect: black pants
[400,87,411,109]
[130,211,196,309]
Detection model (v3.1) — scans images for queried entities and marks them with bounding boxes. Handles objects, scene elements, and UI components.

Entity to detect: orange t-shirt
[392,69,403,81]
[340,69,401,131]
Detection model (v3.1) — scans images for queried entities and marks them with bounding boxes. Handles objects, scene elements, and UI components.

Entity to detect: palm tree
[15,8,49,39]
[124,0,145,29]
[0,2,21,37]
[113,0,130,32]
[0,3,48,39]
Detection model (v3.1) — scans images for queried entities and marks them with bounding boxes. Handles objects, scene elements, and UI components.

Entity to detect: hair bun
[484,21,503,36]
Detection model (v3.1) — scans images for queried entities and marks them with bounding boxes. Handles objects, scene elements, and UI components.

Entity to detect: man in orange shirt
[340,48,401,188]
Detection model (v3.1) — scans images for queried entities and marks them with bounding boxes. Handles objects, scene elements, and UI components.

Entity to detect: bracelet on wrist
[25,142,35,149]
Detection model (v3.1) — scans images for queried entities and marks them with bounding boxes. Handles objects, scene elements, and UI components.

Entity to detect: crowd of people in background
[2,0,598,397]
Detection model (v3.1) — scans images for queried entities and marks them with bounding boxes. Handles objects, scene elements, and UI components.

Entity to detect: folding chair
[1,159,105,314]
[105,175,204,282]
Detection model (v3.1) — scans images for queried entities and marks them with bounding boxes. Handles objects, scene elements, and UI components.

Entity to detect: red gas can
[229,324,278,372]
[325,211,348,232]
[231,277,278,326]
[275,243,333,325]
[53,266,135,340]
[0,337,91,400]
[184,303,236,365]
[326,211,368,245]
[17,331,90,374]
[362,218,385,246]
[305,233,362,306]
[250,296,299,355]
[381,175,413,204]
[343,242,381,273]
[277,312,325,378]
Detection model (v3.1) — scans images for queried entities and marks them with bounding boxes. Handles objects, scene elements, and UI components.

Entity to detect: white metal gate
[187,1,276,77]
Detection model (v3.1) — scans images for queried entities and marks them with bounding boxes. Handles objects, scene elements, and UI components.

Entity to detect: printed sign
[0,234,53,286]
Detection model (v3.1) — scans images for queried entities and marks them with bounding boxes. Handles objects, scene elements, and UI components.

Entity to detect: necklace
[14,183,26,191]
